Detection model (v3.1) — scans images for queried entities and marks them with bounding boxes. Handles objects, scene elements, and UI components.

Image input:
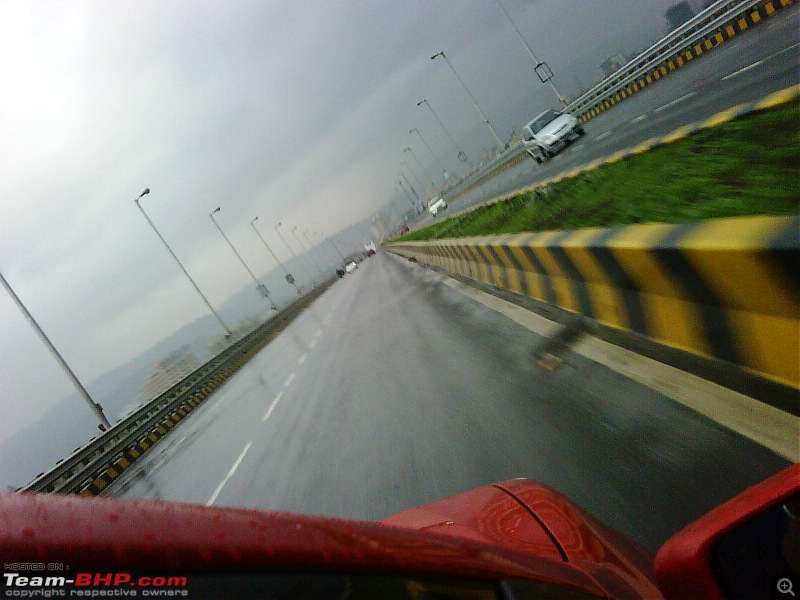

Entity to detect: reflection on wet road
[109,253,790,552]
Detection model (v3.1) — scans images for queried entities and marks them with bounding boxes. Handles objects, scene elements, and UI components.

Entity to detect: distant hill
[0,219,375,490]
[0,311,227,490]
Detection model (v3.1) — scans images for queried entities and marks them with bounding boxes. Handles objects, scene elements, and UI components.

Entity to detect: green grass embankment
[398,101,799,241]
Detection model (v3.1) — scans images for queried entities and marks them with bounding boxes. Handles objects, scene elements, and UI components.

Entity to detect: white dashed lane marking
[262,391,283,422]
[206,441,253,505]
[654,91,696,113]
[284,373,296,388]
[722,60,763,81]
[298,353,308,365]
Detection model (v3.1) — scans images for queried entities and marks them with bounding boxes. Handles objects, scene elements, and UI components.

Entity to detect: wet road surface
[110,253,790,552]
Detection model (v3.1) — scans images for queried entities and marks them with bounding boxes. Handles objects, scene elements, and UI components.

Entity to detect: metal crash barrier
[387,215,800,390]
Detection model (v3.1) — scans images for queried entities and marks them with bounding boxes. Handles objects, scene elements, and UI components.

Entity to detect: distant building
[600,53,626,78]
[142,346,201,400]
[665,2,695,30]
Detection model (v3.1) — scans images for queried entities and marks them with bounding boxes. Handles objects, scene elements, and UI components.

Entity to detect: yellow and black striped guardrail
[577,0,794,124]
[23,278,337,496]
[445,0,794,205]
[79,348,261,496]
[387,215,800,391]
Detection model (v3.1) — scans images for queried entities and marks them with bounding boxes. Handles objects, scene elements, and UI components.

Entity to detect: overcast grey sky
[0,0,682,440]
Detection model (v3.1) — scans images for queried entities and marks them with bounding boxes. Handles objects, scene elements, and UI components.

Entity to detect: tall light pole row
[210,207,278,311]
[402,1,564,203]
[135,188,233,337]
[251,216,301,296]
[1,187,344,432]
[431,51,502,147]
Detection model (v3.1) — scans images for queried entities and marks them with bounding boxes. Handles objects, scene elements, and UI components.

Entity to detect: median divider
[442,84,800,223]
[386,215,800,391]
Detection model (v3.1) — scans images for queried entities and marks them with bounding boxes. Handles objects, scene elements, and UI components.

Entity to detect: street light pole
[397,179,416,209]
[275,222,314,286]
[292,226,322,275]
[431,51,503,146]
[401,160,426,197]
[303,229,331,270]
[134,188,232,337]
[417,99,468,163]
[404,147,437,191]
[399,170,420,203]
[320,232,346,262]
[209,207,278,310]
[0,271,112,431]
[409,127,447,177]
[251,217,302,296]
[494,0,566,106]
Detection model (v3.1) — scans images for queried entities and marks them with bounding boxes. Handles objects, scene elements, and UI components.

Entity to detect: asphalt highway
[411,5,799,229]
[110,253,790,553]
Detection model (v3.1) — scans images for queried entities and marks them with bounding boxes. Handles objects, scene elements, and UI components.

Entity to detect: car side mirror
[655,464,799,600]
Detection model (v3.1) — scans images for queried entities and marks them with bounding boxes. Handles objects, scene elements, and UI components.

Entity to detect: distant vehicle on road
[428,196,447,216]
[522,109,585,163]
[345,260,358,274]
[364,240,377,256]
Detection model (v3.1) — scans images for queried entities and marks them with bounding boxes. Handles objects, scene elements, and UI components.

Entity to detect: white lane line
[437,275,799,462]
[206,441,253,505]
[284,372,296,388]
[769,42,800,58]
[630,114,648,125]
[262,391,283,422]
[721,60,764,81]
[309,338,319,349]
[654,91,696,113]
[298,353,308,365]
[594,130,613,141]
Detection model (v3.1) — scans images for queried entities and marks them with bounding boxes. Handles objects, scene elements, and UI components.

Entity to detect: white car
[428,196,447,216]
[522,109,585,163]
[345,260,358,274]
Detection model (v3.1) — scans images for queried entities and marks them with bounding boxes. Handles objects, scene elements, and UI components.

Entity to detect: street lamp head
[431,52,443,60]
[251,216,259,224]
[416,100,424,106]
[139,188,150,199]
[212,207,221,215]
